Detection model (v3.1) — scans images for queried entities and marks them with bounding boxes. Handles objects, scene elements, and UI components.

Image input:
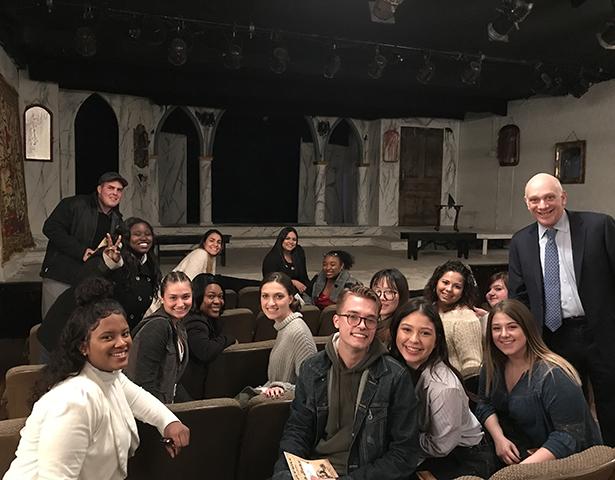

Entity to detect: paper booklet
[284,452,339,480]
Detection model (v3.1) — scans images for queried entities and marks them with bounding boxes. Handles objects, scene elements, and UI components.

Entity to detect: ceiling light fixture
[223,30,242,70]
[416,53,435,84]
[488,0,534,42]
[323,43,341,79]
[597,21,615,49]
[167,23,190,66]
[127,16,142,41]
[460,56,483,86]
[367,47,387,79]
[372,0,405,22]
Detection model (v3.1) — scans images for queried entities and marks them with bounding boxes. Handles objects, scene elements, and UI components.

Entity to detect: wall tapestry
[0,73,34,262]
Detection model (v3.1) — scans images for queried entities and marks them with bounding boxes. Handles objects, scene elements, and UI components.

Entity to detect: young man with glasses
[272,285,419,480]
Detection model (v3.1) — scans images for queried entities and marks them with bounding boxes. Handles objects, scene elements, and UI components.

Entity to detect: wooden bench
[476,232,513,255]
[154,234,232,266]
[400,231,476,260]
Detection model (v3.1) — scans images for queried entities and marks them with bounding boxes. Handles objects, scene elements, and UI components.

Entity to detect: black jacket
[40,193,123,285]
[180,312,235,400]
[262,245,311,292]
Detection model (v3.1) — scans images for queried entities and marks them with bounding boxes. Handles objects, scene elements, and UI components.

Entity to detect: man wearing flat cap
[40,171,128,317]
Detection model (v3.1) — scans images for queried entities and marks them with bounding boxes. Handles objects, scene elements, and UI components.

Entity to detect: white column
[199,155,213,225]
[148,155,160,226]
[314,162,327,225]
[357,164,369,225]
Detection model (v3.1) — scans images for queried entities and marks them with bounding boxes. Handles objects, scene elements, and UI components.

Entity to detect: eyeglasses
[338,313,378,330]
[374,289,398,301]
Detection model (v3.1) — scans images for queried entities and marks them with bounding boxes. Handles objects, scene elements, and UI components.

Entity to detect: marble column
[314,162,327,225]
[357,165,370,225]
[199,155,212,225]
[149,156,160,226]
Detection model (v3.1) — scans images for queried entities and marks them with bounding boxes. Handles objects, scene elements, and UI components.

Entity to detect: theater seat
[28,324,42,365]
[224,289,238,310]
[301,305,321,335]
[4,365,44,419]
[489,445,615,480]
[0,417,26,477]
[219,308,257,343]
[203,340,274,398]
[318,305,338,336]
[254,312,277,342]
[238,286,261,316]
[314,336,329,351]
[128,398,244,480]
[236,394,294,480]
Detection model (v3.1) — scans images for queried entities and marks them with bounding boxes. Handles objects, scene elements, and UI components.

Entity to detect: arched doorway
[325,119,360,225]
[74,94,118,194]
[212,112,311,223]
[157,108,201,225]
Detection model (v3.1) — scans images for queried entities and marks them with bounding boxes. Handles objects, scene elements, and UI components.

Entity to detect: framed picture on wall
[554,140,585,184]
[24,104,52,162]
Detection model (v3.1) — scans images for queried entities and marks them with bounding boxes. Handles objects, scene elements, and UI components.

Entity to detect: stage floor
[7,245,509,290]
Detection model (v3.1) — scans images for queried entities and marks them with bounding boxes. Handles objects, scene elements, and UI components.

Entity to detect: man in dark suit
[509,172,615,445]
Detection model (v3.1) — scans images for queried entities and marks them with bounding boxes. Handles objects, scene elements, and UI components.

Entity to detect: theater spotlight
[75,26,97,57]
[168,37,188,66]
[127,16,142,41]
[416,53,435,84]
[597,21,615,49]
[270,46,290,74]
[323,44,341,79]
[488,0,534,42]
[460,56,482,86]
[367,47,387,79]
[224,30,243,70]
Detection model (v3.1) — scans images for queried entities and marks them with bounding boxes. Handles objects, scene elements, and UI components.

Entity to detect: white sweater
[4,362,178,480]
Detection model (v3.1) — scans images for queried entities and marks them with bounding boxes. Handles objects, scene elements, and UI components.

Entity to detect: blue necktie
[544,228,562,332]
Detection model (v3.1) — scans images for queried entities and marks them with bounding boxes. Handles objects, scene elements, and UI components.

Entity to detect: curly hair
[119,217,161,298]
[323,250,355,270]
[423,260,478,309]
[33,277,126,403]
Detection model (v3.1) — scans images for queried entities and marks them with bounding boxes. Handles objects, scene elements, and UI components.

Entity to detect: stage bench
[400,231,477,260]
[154,233,232,266]
[476,232,513,255]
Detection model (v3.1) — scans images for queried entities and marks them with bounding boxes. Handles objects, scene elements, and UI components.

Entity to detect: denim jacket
[272,349,419,480]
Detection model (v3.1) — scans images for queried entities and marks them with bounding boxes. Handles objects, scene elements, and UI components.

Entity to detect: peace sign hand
[103,233,122,263]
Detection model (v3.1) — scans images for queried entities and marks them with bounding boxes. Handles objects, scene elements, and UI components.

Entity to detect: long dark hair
[260,272,301,313]
[424,260,478,309]
[390,297,463,384]
[33,277,126,402]
[120,217,161,298]
[191,273,225,316]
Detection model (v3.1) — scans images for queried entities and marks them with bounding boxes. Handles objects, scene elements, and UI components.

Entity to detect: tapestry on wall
[0,73,34,263]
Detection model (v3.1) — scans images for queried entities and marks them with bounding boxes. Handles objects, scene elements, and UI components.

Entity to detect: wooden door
[398,127,443,226]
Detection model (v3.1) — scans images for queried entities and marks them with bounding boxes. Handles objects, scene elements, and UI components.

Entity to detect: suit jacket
[508,210,615,354]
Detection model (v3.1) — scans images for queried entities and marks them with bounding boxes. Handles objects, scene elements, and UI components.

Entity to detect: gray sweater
[266,312,317,391]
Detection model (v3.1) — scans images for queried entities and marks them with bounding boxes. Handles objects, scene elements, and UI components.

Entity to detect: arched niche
[74,94,119,194]
[211,112,316,223]
[324,118,361,225]
[155,107,203,225]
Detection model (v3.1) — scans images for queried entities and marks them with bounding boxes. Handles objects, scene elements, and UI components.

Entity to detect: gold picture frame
[554,140,585,184]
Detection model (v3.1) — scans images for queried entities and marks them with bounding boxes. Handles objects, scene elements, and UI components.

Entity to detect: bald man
[509,173,615,445]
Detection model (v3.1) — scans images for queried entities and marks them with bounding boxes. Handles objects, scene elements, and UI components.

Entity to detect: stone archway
[74,94,118,194]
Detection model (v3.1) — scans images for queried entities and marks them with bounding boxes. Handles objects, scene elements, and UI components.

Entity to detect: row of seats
[5,335,330,415]
[0,394,294,480]
[218,304,337,344]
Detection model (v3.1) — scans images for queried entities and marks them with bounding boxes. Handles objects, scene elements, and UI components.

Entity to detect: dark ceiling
[1,0,615,119]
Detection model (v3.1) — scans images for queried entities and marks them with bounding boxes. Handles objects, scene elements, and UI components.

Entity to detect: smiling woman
[5,278,190,480]
[126,271,192,403]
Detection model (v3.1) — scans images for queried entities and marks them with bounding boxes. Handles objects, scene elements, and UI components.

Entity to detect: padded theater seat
[219,308,257,343]
[128,398,244,480]
[4,364,44,419]
[0,417,26,477]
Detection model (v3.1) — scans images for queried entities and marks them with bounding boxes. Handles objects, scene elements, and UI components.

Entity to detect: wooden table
[400,231,476,260]
[155,234,232,266]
